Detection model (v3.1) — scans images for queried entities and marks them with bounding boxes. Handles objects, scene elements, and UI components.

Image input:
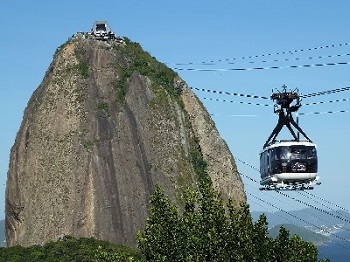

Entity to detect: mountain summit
[6,35,246,247]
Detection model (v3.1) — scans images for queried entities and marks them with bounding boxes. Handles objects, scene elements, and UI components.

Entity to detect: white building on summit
[89,21,116,40]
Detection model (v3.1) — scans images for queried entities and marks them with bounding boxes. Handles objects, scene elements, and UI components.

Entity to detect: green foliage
[189,149,207,180]
[226,200,255,260]
[0,236,144,261]
[116,86,127,103]
[125,42,176,86]
[77,61,89,78]
[94,245,145,262]
[252,214,274,261]
[74,46,90,78]
[112,67,131,103]
[274,226,292,261]
[98,102,109,115]
[53,37,74,59]
[289,235,319,262]
[119,39,180,100]
[137,185,181,261]
[189,136,207,180]
[138,179,328,261]
[273,226,322,262]
[269,224,329,244]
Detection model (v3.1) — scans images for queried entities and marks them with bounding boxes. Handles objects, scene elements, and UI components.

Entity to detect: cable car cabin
[260,141,319,188]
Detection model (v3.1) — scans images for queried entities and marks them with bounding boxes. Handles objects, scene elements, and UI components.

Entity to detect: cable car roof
[261,140,317,153]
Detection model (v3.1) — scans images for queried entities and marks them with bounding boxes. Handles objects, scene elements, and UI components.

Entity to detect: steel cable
[172,61,350,72]
[236,157,350,225]
[168,42,350,66]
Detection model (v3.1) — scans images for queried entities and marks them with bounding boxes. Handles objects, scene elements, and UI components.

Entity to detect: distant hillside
[0,220,5,247]
[252,208,350,228]
[269,224,329,245]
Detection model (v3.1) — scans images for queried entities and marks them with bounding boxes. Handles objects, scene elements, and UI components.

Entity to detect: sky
[1,1,349,224]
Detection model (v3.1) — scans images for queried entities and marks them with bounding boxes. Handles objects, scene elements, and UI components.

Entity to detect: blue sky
[1,1,349,221]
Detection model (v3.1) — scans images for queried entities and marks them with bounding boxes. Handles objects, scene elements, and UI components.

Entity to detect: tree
[226,200,254,261]
[137,176,328,261]
[288,234,318,262]
[185,176,228,261]
[137,185,181,261]
[0,236,144,261]
[274,226,292,261]
[252,214,274,261]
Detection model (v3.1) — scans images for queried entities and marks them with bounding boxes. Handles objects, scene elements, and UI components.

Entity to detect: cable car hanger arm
[263,86,313,148]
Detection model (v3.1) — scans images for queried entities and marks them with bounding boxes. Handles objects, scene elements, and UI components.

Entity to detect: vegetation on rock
[0,236,144,262]
[118,38,182,103]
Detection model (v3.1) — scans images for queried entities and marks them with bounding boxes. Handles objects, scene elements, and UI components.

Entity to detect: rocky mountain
[5,35,246,247]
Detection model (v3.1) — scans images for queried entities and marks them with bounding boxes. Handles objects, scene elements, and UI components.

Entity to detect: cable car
[260,86,320,190]
[260,140,318,188]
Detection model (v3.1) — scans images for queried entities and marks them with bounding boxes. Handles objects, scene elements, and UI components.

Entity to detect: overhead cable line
[298,191,350,221]
[247,191,350,250]
[247,198,328,244]
[168,41,350,66]
[241,170,350,249]
[201,95,350,108]
[303,97,350,106]
[247,198,335,245]
[210,113,261,117]
[175,52,350,67]
[210,110,350,117]
[242,174,310,214]
[237,157,350,225]
[172,61,350,72]
[209,109,349,118]
[240,183,308,222]
[190,86,269,99]
[242,52,350,66]
[299,110,349,116]
[235,157,260,173]
[303,191,350,214]
[190,85,350,114]
[276,190,350,225]
[192,86,350,101]
[201,97,271,107]
[300,86,350,98]
[245,181,343,230]
[237,159,350,249]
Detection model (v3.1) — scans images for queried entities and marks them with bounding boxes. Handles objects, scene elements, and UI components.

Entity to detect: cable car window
[279,147,289,160]
[290,147,306,160]
[271,149,277,160]
[96,24,107,31]
[307,147,317,159]
[289,146,317,160]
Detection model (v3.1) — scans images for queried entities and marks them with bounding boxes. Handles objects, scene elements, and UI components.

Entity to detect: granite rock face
[5,37,246,247]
